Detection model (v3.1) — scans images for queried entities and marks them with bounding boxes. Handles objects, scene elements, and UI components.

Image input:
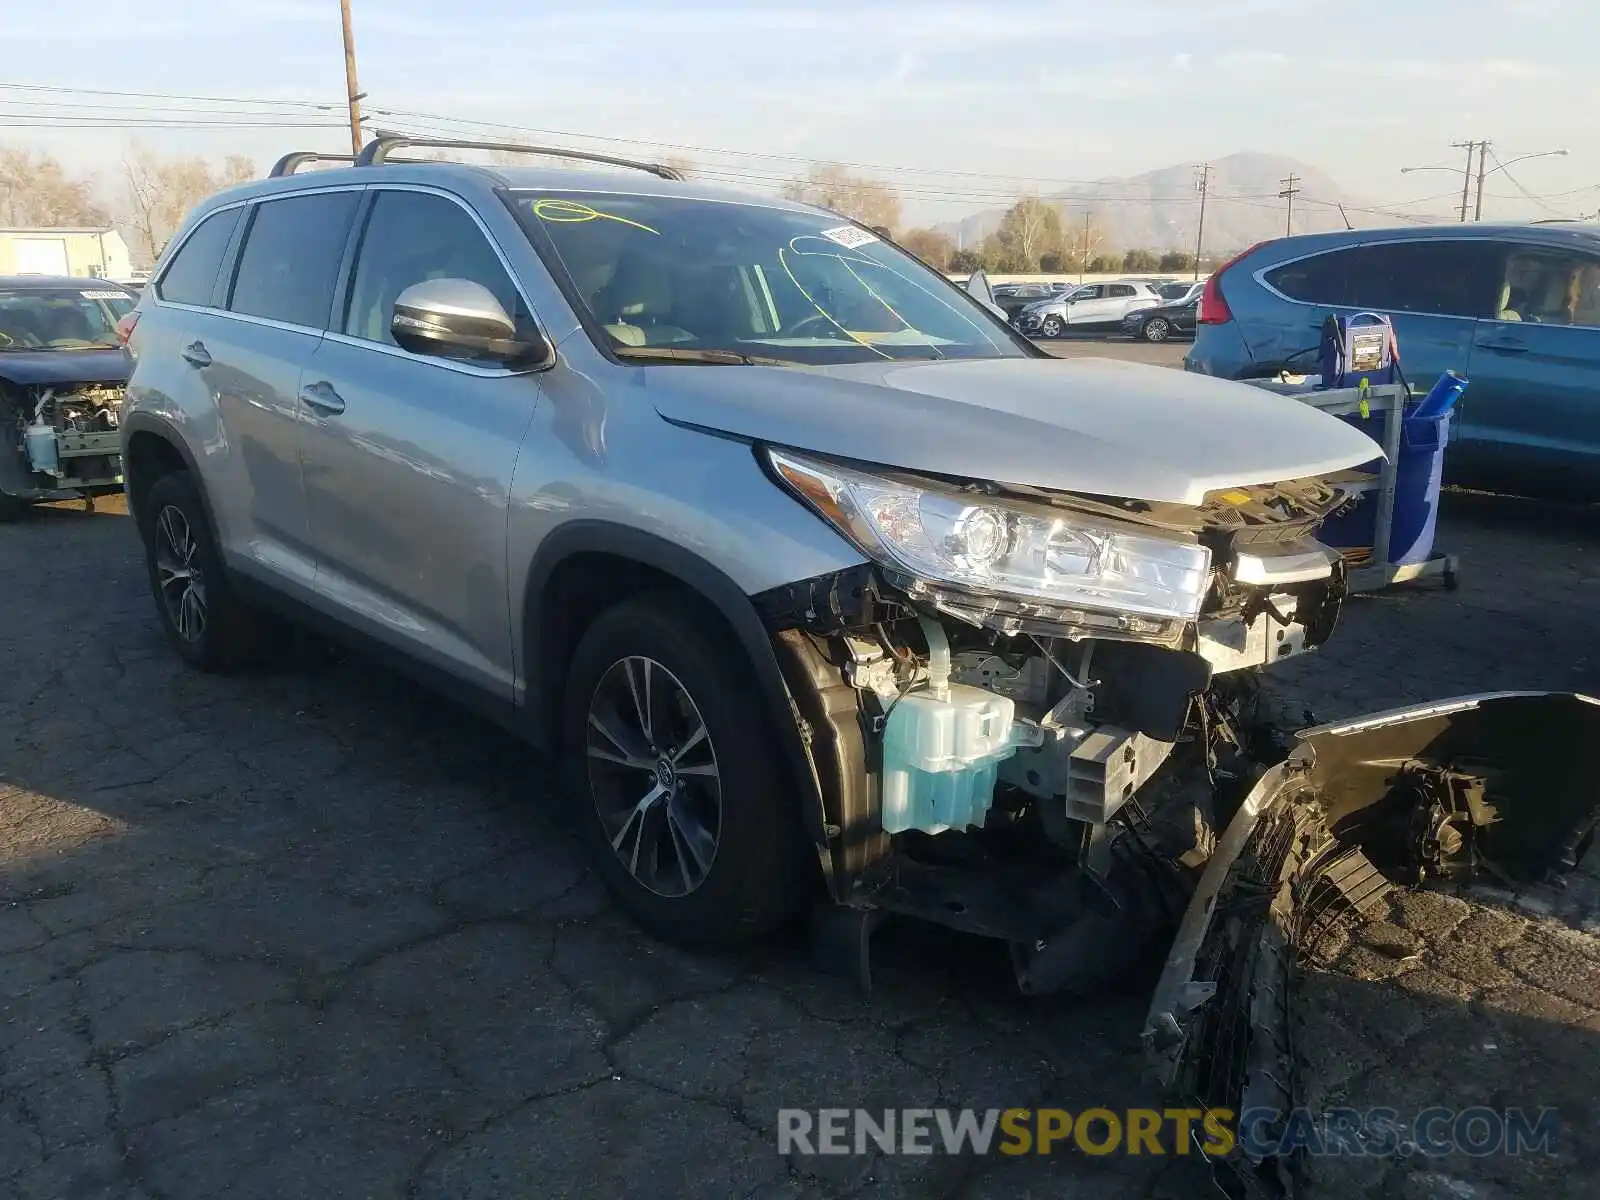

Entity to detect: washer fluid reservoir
[880,683,1017,835]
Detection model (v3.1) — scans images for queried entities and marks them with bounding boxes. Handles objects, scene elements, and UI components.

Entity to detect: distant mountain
[937,152,1384,258]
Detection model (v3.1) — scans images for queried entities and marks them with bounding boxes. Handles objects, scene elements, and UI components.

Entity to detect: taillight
[1198,241,1269,325]
[115,311,140,345]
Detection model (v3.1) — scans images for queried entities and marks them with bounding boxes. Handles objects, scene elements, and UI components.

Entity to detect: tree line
[779,165,1205,276]
[1,143,255,266]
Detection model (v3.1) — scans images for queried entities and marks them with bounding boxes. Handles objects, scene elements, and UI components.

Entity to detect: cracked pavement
[3,488,1599,1199]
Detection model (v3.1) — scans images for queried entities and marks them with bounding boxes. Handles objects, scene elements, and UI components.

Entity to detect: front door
[1463,243,1600,496]
[1064,285,1109,326]
[298,187,546,700]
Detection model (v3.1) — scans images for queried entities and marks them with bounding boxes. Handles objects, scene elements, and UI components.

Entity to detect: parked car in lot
[1122,289,1201,342]
[1155,280,1203,303]
[0,275,137,519]
[116,143,1600,1144]
[1188,223,1600,499]
[1013,279,1161,336]
[989,282,1054,319]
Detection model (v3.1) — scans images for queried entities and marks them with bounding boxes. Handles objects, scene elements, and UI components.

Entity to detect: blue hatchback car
[1187,223,1600,500]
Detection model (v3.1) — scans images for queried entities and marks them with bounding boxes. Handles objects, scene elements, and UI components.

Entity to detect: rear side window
[1264,249,1353,305]
[1108,284,1136,297]
[157,207,242,307]
[229,192,360,328]
[1344,241,1500,319]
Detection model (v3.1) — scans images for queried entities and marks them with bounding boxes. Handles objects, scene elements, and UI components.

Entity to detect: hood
[0,349,130,387]
[1020,299,1062,314]
[648,356,1383,505]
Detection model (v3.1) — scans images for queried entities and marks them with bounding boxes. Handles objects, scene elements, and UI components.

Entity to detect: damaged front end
[755,447,1363,995]
[0,379,127,509]
[1143,691,1600,1197]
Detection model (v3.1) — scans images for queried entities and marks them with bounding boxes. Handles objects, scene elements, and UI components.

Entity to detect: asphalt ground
[2,337,1595,1199]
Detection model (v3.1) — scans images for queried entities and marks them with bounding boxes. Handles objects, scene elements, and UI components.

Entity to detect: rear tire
[139,472,263,671]
[561,593,808,948]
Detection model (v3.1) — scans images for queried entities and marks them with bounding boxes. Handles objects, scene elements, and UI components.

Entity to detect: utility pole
[1193,163,1210,280]
[340,0,364,157]
[1473,140,1493,221]
[1449,140,1480,221]
[1079,210,1091,284]
[1278,173,1301,236]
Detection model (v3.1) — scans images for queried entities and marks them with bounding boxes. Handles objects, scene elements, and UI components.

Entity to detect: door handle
[180,341,212,368]
[298,381,346,415]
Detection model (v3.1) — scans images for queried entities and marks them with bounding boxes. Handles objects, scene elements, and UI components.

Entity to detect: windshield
[0,289,126,351]
[512,191,1028,364]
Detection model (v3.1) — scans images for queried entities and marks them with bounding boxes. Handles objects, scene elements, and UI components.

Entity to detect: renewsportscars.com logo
[777,1107,1561,1158]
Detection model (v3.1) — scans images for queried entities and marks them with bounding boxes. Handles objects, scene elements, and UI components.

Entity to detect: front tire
[1040,314,1064,338]
[139,472,263,671]
[562,594,808,947]
[1143,317,1171,343]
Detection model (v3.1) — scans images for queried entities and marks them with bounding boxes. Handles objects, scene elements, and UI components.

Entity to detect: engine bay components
[3,381,127,502]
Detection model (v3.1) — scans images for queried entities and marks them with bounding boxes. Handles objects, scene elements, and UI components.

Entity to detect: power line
[1488,148,1574,219]
[1193,163,1210,276]
[0,81,338,109]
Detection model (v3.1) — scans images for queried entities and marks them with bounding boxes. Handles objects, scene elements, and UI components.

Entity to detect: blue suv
[1187,223,1600,500]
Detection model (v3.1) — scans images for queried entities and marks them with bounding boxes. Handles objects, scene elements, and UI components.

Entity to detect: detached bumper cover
[1144,691,1600,1191]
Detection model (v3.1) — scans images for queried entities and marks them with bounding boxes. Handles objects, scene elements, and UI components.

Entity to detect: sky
[3,0,1596,228]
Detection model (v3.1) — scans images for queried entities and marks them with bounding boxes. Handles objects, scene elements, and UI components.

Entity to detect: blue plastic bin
[1317,408,1453,566]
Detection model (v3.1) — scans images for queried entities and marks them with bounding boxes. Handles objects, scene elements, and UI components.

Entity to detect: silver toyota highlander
[120,137,1598,1185]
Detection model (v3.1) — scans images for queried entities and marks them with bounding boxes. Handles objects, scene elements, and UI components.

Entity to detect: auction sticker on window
[819,225,879,249]
[81,291,131,300]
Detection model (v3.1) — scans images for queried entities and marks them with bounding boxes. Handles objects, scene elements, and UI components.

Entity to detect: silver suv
[123,138,1578,1036]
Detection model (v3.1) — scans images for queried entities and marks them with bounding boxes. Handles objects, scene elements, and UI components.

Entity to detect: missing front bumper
[1143,691,1600,1194]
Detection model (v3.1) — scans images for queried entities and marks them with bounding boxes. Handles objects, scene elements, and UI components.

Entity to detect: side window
[343,190,528,352]
[229,192,360,328]
[156,208,242,307]
[1500,248,1600,328]
[1071,286,1103,300]
[1344,241,1499,318]
[1108,284,1136,297]
[1263,249,1354,306]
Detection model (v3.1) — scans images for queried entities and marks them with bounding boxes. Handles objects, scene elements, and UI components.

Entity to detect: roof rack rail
[356,134,685,182]
[268,151,356,178]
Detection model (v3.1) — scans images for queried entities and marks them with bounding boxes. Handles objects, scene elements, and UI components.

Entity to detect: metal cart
[1246,380,1459,594]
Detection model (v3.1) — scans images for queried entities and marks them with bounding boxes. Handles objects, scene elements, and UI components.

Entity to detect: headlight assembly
[767,448,1213,634]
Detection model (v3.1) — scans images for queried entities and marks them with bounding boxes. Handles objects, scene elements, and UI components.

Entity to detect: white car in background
[1013,280,1163,337]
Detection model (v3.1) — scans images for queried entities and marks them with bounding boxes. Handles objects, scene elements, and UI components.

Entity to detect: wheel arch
[121,413,212,535]
[520,521,835,888]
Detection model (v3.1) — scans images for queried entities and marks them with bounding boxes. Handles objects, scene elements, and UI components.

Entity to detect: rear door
[1258,239,1494,381]
[1462,241,1600,494]
[203,188,362,591]
[298,186,547,701]
[1342,239,1494,383]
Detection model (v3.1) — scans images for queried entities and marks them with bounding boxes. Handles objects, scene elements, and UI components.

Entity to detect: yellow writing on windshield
[531,198,659,235]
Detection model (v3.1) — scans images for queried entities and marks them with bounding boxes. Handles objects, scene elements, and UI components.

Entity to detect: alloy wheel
[1144,318,1170,342]
[1041,315,1063,337]
[154,504,207,644]
[585,655,722,898]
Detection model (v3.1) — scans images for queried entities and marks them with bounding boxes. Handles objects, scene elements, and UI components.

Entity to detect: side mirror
[391,278,551,367]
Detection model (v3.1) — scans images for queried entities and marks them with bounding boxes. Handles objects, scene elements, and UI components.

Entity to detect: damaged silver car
[121,139,1597,1160]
